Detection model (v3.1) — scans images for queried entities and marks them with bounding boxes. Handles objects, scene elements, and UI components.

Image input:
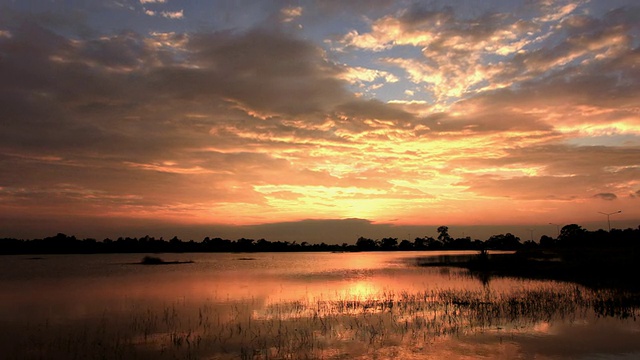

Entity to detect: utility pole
[549,223,560,238]
[598,210,622,232]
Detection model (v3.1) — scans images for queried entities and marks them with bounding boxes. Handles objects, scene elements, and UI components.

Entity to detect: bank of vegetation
[419,224,640,292]
[0,224,638,256]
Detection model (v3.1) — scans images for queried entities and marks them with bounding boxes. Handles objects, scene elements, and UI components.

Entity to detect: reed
[7,284,639,360]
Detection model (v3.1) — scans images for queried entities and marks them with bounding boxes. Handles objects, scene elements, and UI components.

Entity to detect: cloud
[0,20,426,226]
[337,3,640,107]
[140,0,166,4]
[1,3,638,238]
[157,31,353,120]
[338,7,540,101]
[336,99,414,123]
[450,144,640,201]
[280,6,302,23]
[315,0,396,14]
[594,193,617,201]
[161,10,183,19]
[340,66,398,84]
[537,1,582,22]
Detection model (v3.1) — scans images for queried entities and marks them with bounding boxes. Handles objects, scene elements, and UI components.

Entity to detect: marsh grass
[8,283,639,360]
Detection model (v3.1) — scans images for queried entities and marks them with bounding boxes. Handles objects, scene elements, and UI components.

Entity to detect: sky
[0,0,638,243]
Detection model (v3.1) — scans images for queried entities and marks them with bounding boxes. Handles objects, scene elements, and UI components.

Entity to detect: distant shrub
[141,256,164,264]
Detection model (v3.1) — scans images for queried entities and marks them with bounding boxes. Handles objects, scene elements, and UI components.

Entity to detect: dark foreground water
[1,251,638,359]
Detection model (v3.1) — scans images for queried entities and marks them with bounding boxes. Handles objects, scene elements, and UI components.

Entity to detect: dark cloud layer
[594,193,617,201]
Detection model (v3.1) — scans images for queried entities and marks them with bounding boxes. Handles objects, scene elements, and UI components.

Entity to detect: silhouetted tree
[356,237,377,251]
[236,238,255,252]
[485,233,521,250]
[425,237,443,250]
[413,237,427,250]
[451,236,472,249]
[558,224,587,246]
[437,226,452,246]
[380,237,398,250]
[539,235,556,248]
[399,239,413,250]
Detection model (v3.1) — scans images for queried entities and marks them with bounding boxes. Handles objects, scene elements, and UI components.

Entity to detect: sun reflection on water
[343,280,380,300]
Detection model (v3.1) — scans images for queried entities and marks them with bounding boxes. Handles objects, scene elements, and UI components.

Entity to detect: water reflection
[0,252,638,359]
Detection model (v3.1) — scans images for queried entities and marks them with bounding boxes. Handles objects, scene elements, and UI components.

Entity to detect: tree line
[0,224,638,255]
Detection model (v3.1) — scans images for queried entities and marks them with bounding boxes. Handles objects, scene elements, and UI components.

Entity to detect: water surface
[1,252,638,359]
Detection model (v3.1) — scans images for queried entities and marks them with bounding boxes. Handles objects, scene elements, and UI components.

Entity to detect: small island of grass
[139,256,194,265]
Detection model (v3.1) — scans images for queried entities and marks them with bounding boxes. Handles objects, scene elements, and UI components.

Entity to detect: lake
[1,251,638,359]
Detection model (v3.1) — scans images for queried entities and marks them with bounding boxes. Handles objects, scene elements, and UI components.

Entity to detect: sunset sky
[1,0,638,243]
